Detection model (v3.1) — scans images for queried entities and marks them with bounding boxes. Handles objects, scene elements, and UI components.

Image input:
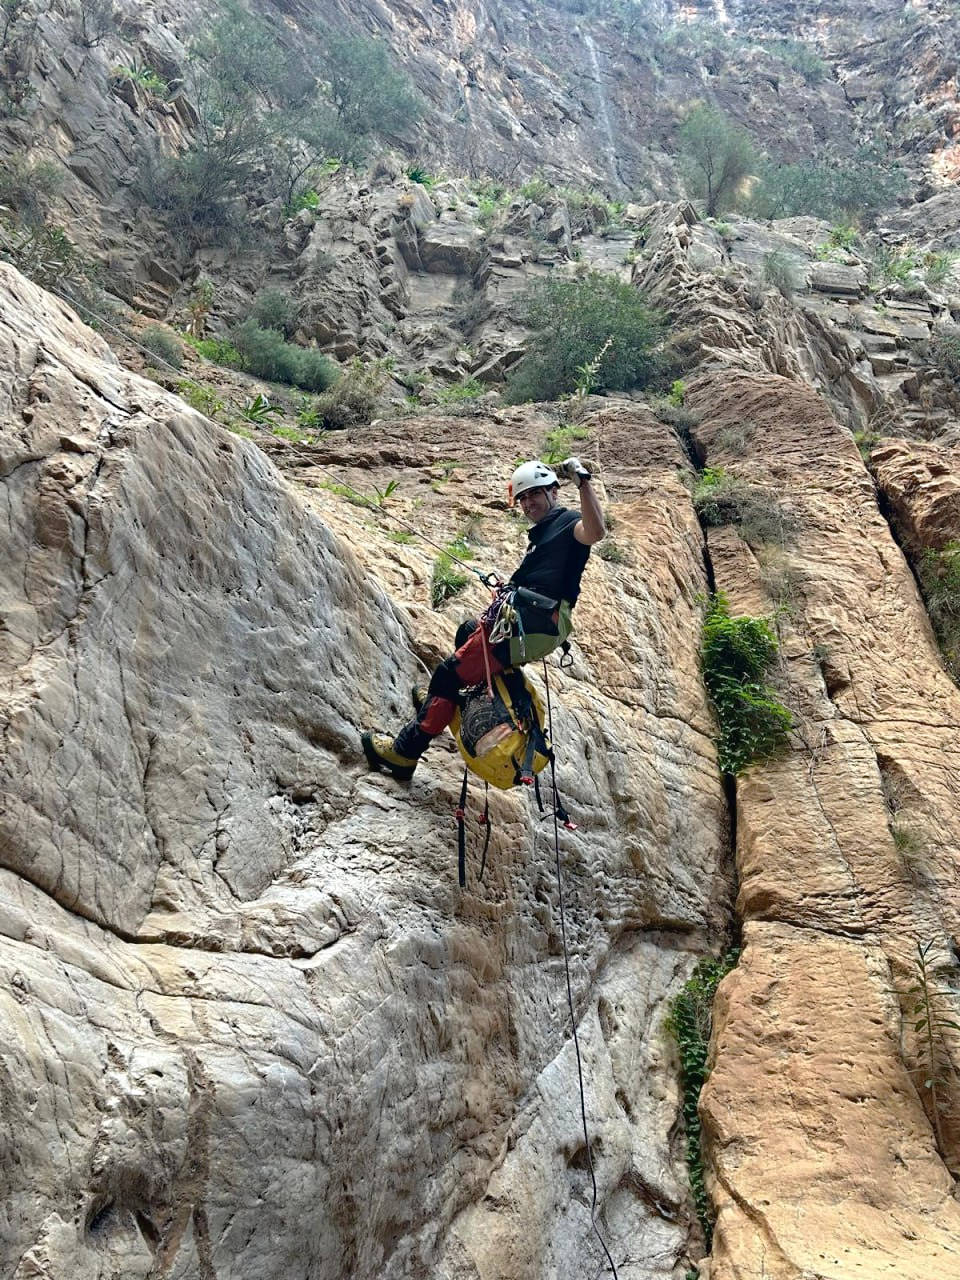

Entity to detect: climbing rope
[52,278,619,1271]
[542,660,620,1279]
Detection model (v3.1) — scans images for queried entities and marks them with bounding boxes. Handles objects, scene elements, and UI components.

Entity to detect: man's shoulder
[552,506,579,531]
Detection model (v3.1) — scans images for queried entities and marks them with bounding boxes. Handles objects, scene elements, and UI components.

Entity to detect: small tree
[505,271,663,403]
[679,105,756,217]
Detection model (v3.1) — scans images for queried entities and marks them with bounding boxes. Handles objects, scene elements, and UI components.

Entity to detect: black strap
[533,772,546,814]
[520,728,537,783]
[457,766,469,888]
[478,783,492,882]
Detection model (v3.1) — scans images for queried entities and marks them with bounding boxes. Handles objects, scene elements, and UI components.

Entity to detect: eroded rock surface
[0,264,731,1277]
[686,370,960,1279]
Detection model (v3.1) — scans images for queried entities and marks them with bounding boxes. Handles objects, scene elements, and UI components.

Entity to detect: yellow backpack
[452,669,550,790]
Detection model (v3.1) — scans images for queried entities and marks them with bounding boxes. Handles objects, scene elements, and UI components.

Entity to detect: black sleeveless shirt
[509,506,591,606]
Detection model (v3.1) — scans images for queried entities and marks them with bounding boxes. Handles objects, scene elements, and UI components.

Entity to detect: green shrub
[763,250,799,299]
[541,423,589,465]
[140,324,184,370]
[505,271,663,403]
[665,951,740,1248]
[283,188,320,219]
[519,175,553,203]
[230,318,338,391]
[311,356,385,429]
[679,105,757,217]
[0,156,64,225]
[431,534,473,608]
[763,38,829,83]
[597,540,627,564]
[177,380,224,417]
[185,333,244,368]
[112,64,168,95]
[928,325,960,384]
[406,165,435,187]
[917,539,960,677]
[434,377,484,404]
[320,32,421,165]
[0,221,86,289]
[924,251,959,288]
[700,593,792,775]
[870,246,919,287]
[251,288,298,337]
[747,147,907,223]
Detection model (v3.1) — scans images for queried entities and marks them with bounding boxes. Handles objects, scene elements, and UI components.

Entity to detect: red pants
[418,624,509,736]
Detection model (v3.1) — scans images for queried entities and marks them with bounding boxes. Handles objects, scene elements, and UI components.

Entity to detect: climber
[362,456,605,779]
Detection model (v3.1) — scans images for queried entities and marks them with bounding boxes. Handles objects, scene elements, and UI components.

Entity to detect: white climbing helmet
[509,460,559,504]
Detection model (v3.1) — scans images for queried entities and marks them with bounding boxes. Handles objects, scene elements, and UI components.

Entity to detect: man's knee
[455,617,478,649]
[427,654,461,704]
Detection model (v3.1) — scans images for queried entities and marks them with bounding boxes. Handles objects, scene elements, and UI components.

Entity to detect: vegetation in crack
[898,939,960,1164]
[916,540,960,680]
[692,467,795,550]
[665,950,740,1248]
[699,593,793,776]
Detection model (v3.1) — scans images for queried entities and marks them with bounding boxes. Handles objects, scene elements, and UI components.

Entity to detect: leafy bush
[434,378,484,404]
[763,38,829,83]
[0,156,64,225]
[177,380,224,417]
[283,187,320,219]
[185,333,244,368]
[311,357,385,429]
[700,593,792,775]
[505,271,664,403]
[665,951,739,1248]
[748,147,907,223]
[230,319,338,392]
[763,250,799,299]
[679,105,757,217]
[140,324,184,370]
[112,64,168,95]
[251,288,298,337]
[319,31,421,165]
[929,324,960,383]
[924,251,959,288]
[142,7,419,236]
[0,221,86,289]
[870,246,918,287]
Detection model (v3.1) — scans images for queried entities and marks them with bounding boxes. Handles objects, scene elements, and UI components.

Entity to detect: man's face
[517,485,557,524]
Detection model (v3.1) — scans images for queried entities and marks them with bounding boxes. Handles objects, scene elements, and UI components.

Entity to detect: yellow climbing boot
[361,732,419,781]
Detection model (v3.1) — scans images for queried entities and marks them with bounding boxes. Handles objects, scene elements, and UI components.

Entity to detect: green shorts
[508,599,574,666]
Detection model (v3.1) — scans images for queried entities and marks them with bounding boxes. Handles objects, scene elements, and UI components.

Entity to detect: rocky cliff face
[4,1,960,1278]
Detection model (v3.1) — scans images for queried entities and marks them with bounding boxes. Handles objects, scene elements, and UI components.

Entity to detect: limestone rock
[0,265,730,1278]
[687,369,960,1278]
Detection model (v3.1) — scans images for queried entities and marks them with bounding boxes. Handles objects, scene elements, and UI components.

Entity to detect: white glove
[558,456,592,487]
